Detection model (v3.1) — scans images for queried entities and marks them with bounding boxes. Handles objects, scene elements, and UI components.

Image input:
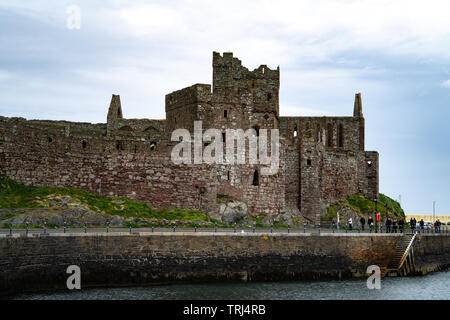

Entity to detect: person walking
[434,220,440,233]
[393,220,398,233]
[399,219,404,233]
[348,217,353,231]
[420,219,425,232]
[368,216,374,232]
[360,216,366,231]
[437,219,441,233]
[409,218,415,233]
[386,217,391,233]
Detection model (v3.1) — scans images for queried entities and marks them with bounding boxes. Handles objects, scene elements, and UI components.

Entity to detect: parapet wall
[1,233,448,296]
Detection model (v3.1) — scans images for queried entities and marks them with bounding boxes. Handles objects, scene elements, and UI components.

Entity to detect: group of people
[352,216,402,232]
[434,219,442,233]
[350,216,375,232]
[344,216,444,233]
[409,217,442,233]
[384,217,405,233]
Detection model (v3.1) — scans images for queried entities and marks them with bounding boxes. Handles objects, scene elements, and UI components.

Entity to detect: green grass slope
[0,174,214,223]
[324,193,405,222]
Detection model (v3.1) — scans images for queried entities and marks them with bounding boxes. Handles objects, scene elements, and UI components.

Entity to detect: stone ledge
[0,232,428,238]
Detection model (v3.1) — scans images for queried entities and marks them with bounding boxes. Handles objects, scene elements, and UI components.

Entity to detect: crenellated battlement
[212,52,279,90]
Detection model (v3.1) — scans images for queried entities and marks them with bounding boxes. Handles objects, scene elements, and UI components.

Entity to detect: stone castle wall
[0,52,379,223]
[0,115,286,217]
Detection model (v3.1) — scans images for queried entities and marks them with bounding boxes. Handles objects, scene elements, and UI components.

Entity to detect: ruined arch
[144,126,160,139]
[144,126,160,133]
[118,125,133,131]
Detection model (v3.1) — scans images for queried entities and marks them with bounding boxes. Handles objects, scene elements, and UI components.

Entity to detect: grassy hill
[324,193,405,222]
[0,174,215,226]
[1,174,405,227]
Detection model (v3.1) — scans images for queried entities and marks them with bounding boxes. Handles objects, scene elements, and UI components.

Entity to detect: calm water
[14,271,450,300]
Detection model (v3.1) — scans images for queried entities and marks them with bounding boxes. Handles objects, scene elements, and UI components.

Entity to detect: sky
[0,0,449,214]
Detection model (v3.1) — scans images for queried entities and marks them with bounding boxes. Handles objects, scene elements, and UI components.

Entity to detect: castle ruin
[0,52,379,223]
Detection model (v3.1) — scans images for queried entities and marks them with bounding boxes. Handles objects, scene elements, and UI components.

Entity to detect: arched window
[252,170,259,186]
[317,124,321,142]
[338,124,344,148]
[82,140,87,149]
[294,126,298,137]
[327,123,333,147]
[150,141,156,151]
[253,126,260,137]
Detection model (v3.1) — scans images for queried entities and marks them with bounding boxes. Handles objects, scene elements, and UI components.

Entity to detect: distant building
[406,214,450,223]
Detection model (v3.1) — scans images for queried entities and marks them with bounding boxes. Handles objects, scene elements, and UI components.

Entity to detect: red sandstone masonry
[0,52,378,222]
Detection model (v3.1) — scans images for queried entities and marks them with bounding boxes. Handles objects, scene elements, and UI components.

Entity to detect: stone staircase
[382,234,416,277]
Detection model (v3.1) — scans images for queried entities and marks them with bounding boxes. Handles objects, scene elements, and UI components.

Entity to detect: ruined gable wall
[280,115,377,222]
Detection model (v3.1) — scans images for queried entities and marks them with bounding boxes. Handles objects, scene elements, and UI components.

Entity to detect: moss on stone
[216,193,234,204]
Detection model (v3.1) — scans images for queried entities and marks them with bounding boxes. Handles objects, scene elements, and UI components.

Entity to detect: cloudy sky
[1,0,449,215]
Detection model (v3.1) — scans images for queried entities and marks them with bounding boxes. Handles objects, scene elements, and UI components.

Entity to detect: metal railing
[0,222,448,236]
[397,234,417,271]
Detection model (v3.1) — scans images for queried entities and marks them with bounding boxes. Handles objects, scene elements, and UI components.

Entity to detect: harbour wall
[0,233,449,296]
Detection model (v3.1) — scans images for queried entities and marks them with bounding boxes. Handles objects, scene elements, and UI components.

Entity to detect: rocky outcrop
[0,208,124,226]
[213,200,248,224]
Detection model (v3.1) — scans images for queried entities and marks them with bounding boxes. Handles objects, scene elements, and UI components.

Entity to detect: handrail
[396,234,416,270]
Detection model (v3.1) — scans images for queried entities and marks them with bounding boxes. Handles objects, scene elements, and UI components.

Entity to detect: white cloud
[0,70,13,81]
[440,79,450,88]
[280,104,332,117]
[115,4,179,37]
[88,0,450,64]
